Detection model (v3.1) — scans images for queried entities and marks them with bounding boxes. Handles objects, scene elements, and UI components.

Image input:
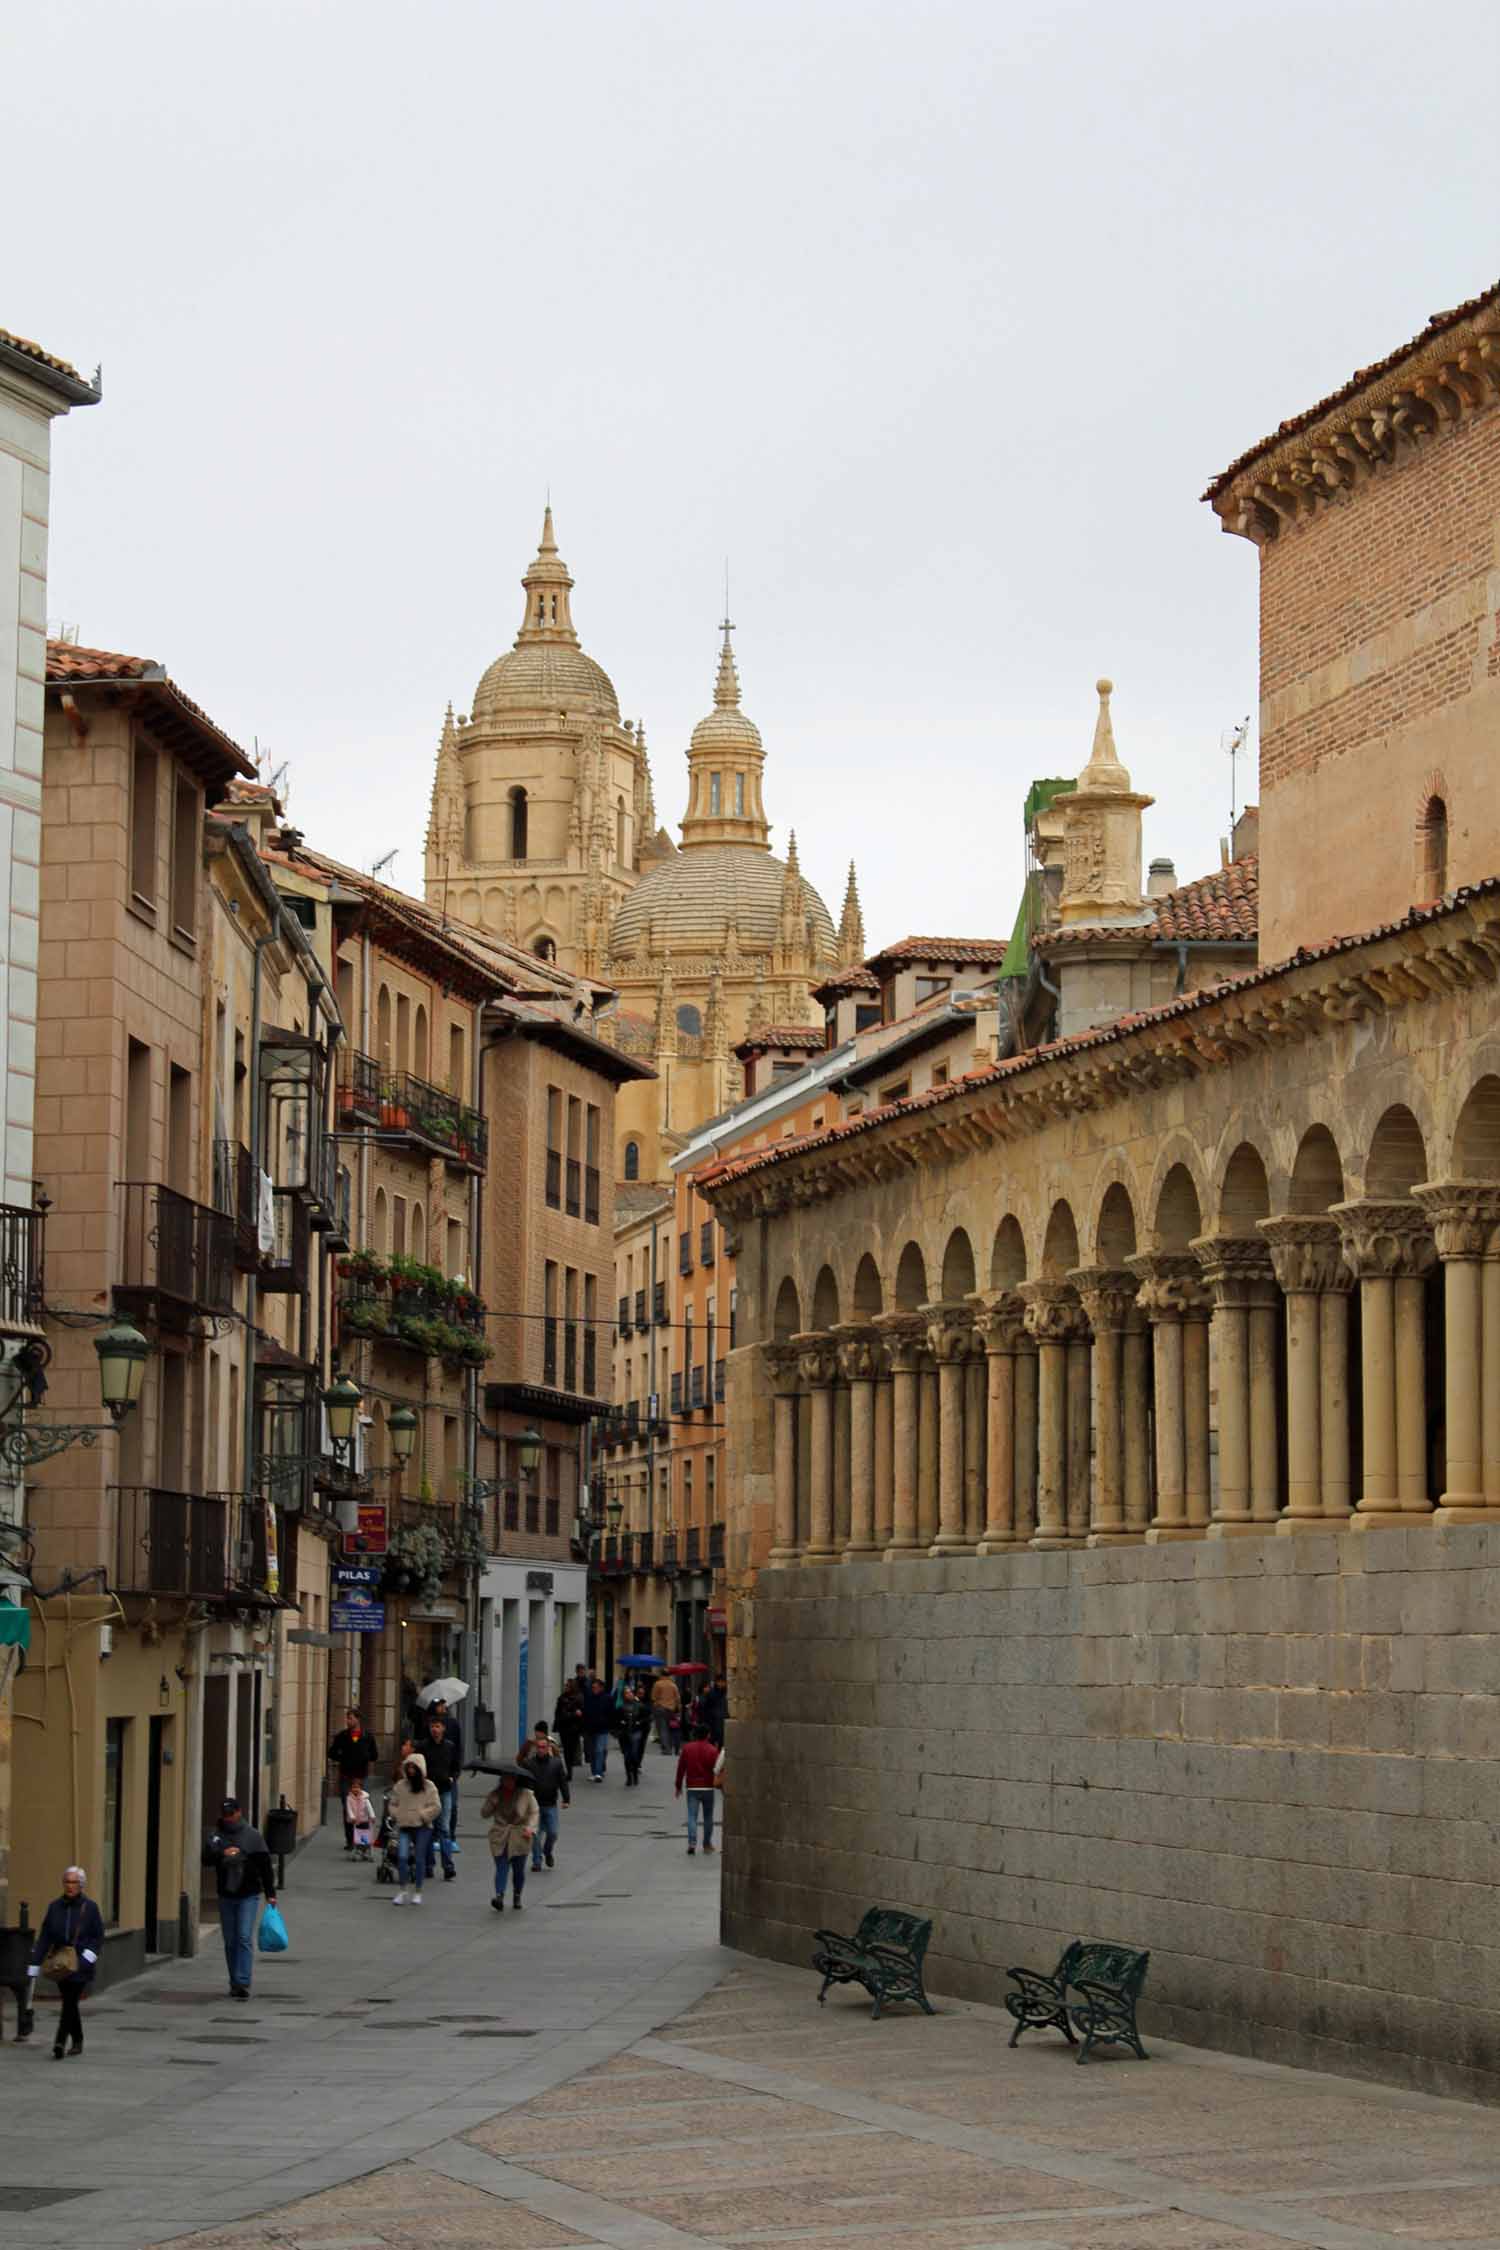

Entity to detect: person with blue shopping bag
[202,1798,278,2000]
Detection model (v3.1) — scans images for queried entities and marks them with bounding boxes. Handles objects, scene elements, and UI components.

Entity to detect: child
[346,1780,376,1860]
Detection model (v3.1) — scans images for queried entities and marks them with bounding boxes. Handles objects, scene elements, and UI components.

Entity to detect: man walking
[580,1673,614,1782]
[675,1728,720,1856]
[327,1708,379,1851]
[700,1675,727,1748]
[519,1722,571,1870]
[202,1798,277,1998]
[553,1679,584,1775]
[649,1668,680,1754]
[421,1714,462,1881]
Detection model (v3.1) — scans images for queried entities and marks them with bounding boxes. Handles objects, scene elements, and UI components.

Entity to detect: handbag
[41,1943,80,1981]
[258,1902,289,1953]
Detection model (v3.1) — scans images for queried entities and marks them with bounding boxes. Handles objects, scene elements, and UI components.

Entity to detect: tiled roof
[1204,279,1500,499]
[865,935,1011,971]
[1152,855,1258,942]
[0,327,99,403]
[46,639,255,781]
[811,964,879,998]
[733,1024,825,1054]
[698,880,1500,1193]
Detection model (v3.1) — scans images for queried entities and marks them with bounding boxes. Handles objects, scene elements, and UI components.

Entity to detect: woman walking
[27,1867,105,2058]
[482,1770,538,1911]
[389,1751,442,1906]
[618,1681,650,1786]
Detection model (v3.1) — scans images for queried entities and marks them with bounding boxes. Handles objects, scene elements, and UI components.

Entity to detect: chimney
[1232,804,1260,860]
[1146,857,1176,900]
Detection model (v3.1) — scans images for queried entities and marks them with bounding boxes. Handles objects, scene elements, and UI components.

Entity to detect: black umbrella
[468,1759,531,1782]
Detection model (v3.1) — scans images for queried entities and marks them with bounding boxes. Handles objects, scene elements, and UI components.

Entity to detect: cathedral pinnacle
[714,618,741,709]
[1079,676,1132,793]
[517,504,578,645]
[838,860,866,965]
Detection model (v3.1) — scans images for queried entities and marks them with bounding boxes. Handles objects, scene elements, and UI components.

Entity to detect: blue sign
[332,1599,385,1633]
[334,1564,381,1589]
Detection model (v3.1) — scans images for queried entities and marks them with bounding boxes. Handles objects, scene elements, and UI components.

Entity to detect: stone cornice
[702,887,1500,1226]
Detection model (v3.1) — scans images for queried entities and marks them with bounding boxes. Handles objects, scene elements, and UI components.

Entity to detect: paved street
[7,1758,1500,2249]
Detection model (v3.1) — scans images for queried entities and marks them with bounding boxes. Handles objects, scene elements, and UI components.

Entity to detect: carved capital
[922,1299,976,1364]
[1017,1278,1083,1347]
[872,1310,927,1374]
[1258,1214,1351,1296]
[763,1340,803,1396]
[1191,1233,1278,1310]
[968,1287,1027,1355]
[831,1321,883,1385]
[1124,1251,1209,1322]
[1068,1265,1139,1335]
[720,1222,743,1260]
[1410,1180,1500,1262]
[791,1331,840,1389]
[1330,1199,1437,1281]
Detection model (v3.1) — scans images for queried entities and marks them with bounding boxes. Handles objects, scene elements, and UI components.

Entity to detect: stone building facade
[703,279,1500,2095]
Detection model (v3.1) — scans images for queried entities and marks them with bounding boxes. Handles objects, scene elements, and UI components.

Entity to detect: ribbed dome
[609,845,835,960]
[690,703,762,755]
[471,641,619,722]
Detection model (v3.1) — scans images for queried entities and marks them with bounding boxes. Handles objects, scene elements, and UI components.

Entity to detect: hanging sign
[344,1503,388,1556]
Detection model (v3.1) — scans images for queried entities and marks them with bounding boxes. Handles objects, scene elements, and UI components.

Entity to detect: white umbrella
[416,1676,469,1708]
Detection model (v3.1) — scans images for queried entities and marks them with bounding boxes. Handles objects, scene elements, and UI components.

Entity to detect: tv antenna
[1224,714,1250,832]
[371,848,398,882]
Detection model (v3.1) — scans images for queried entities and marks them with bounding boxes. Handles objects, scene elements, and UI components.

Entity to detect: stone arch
[1041,1200,1079,1278]
[376,982,392,1066]
[1414,771,1449,902]
[894,1241,928,1310]
[459,887,480,924]
[990,1215,1027,1288]
[852,1253,883,1318]
[483,886,506,930]
[413,1003,429,1081]
[772,1275,801,1341]
[1289,1124,1344,1212]
[1095,1181,1137,1266]
[1452,1076,1500,1177]
[1219,1142,1271,1235]
[940,1226,976,1300]
[373,1185,388,1256]
[811,1264,840,1330]
[1154,1163,1202,1251]
[1366,1104,1427,1199]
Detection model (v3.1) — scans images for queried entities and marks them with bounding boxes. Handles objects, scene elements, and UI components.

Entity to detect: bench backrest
[854,1908,932,1960]
[1059,1939,1148,1994]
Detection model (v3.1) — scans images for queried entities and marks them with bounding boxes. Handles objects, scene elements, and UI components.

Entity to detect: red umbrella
[666,1661,709,1677]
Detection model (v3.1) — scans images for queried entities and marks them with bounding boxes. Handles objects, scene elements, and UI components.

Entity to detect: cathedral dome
[469,506,620,725]
[609,842,836,960]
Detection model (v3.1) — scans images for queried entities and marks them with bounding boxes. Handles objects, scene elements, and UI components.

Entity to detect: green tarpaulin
[0,1604,31,1649]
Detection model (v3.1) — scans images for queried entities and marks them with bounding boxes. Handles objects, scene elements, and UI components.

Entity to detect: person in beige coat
[389,1751,442,1905]
[482,1772,539,1912]
[649,1670,680,1754]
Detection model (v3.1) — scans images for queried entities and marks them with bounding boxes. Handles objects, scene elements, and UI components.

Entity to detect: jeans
[530,1805,559,1869]
[493,1851,527,1902]
[425,1785,456,1874]
[587,1730,610,1778]
[218,1892,260,1988]
[685,1788,716,1848]
[653,1709,676,1753]
[397,1827,430,1889]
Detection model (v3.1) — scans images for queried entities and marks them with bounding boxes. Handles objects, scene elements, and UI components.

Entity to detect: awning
[0,1604,31,1649]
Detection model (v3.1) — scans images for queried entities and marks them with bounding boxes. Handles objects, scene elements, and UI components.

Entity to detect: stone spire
[424,701,465,868]
[1079,677,1132,794]
[837,860,866,965]
[679,617,771,851]
[1057,676,1155,927]
[517,503,579,645]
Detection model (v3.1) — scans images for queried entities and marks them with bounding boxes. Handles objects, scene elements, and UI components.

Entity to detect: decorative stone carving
[832,1323,884,1385]
[1330,1200,1437,1280]
[970,1288,1027,1354]
[1258,1214,1352,1295]
[872,1311,927,1371]
[1411,1181,1500,1261]
[1017,1279,1083,1346]
[1123,1252,1209,1321]
[763,1341,803,1395]
[923,1300,976,1363]
[791,1333,839,1390]
[1069,1266,1139,1333]
[1191,1234,1279,1309]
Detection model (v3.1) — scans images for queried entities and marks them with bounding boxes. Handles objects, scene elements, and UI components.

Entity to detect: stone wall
[725,1525,1500,2103]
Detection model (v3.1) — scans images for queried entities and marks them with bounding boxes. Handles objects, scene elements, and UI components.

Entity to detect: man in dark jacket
[327,1708,379,1850]
[699,1676,727,1747]
[421,1716,463,1881]
[519,1722,571,1869]
[553,1681,584,1774]
[581,1675,614,1781]
[202,1798,277,1999]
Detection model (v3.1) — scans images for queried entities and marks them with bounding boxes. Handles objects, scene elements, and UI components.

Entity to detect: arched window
[413,1003,428,1080]
[623,1140,640,1181]
[709,773,722,816]
[509,786,528,862]
[735,773,745,816]
[1417,794,1448,899]
[676,1002,702,1037]
[534,935,556,963]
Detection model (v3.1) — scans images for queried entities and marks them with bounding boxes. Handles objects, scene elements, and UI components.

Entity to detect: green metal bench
[812,1907,935,2020]
[1005,1939,1150,2063]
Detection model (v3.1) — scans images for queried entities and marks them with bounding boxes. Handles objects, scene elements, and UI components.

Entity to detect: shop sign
[264,1502,280,1598]
[344,1503,387,1556]
[525,1570,554,1593]
[707,1606,727,1630]
[332,1595,385,1633]
[334,1564,381,1590]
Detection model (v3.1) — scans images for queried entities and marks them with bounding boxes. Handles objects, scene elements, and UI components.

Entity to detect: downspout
[467,998,484,1710]
[244,930,273,1814]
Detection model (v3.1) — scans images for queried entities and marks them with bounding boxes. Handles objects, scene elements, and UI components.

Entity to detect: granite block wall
[724,1523,1500,2102]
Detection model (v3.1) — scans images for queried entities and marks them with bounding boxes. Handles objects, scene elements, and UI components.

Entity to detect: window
[706,1451,716,1516]
[623,1140,639,1181]
[130,740,159,911]
[509,786,528,861]
[880,1080,909,1105]
[446,1216,464,1275]
[1417,794,1448,899]
[103,1718,127,1925]
[449,1022,466,1096]
[675,1003,701,1038]
[168,1064,192,1192]
[709,772,721,815]
[735,773,745,816]
[413,1003,428,1079]
[684,1458,694,1521]
[170,772,199,942]
[931,1064,949,1088]
[396,993,410,1074]
[535,936,556,962]
[915,975,951,1004]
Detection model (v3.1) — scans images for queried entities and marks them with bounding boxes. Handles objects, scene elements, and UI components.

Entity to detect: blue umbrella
[617,1653,665,1669]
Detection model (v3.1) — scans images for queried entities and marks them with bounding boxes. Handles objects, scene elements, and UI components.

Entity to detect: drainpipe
[243,930,273,1814]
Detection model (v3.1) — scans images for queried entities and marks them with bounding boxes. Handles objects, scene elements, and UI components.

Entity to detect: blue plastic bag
[258,1902,289,1954]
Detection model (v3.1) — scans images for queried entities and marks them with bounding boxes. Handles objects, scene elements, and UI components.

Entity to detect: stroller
[372,1789,401,1885]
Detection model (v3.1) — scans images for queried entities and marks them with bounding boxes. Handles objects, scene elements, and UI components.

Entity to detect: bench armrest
[864,1941,919,1972]
[813,1931,862,1959]
[1006,1964,1065,2000]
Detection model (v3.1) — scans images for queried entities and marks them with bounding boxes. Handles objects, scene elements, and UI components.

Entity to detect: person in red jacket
[675,1727,719,1856]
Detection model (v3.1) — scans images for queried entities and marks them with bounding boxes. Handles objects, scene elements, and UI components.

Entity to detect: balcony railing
[337,1261,489,1366]
[634,1289,647,1327]
[117,1183,234,1319]
[584,1165,601,1225]
[337,1049,382,1129]
[0,1201,45,1337]
[261,1186,310,1294]
[700,1220,715,1266]
[366,1068,487,1173]
[545,1149,562,1209]
[113,1488,275,1601]
[212,1139,259,1270]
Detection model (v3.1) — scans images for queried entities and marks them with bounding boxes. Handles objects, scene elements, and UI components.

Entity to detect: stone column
[793,1333,840,1563]
[873,1355,895,1551]
[1014,1333,1040,1541]
[1332,1201,1436,1530]
[1065,1321,1092,1543]
[764,1342,804,1565]
[873,1312,924,1560]
[1127,1253,1209,1541]
[1121,1306,1151,1533]
[832,1376,852,1553]
[1260,1215,1351,1529]
[1194,1237,1280,1536]
[1413,1182,1500,1522]
[973,1290,1026,1551]
[1019,1280,1082,1548]
[834,1324,882,1558]
[1072,1268,1138,1544]
[964,1341,986,1547]
[916,1354,940,1549]
[924,1301,976,1555]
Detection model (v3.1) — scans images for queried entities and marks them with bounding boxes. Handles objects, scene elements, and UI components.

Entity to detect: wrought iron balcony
[336,1048,382,1129]
[260,1186,310,1295]
[113,1488,275,1602]
[117,1183,234,1323]
[376,1070,487,1173]
[212,1140,260,1271]
[337,1263,489,1367]
[0,1201,45,1338]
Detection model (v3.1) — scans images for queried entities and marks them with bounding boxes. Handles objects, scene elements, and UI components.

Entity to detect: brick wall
[728,1526,1500,2103]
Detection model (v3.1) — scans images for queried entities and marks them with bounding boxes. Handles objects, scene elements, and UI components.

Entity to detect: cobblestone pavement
[9,1760,1500,2249]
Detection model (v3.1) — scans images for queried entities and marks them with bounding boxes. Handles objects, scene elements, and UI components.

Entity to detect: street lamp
[0,1320,150,1474]
[321,1371,363,1457]
[94,1321,150,1424]
[605,1492,623,1531]
[387,1403,418,1465]
[518,1425,542,1478]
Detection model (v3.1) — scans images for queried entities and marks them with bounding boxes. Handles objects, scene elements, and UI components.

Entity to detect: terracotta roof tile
[1204,279,1500,499]
[732,1023,826,1058]
[45,642,153,682]
[866,935,1011,969]
[0,328,98,403]
[811,964,880,997]
[46,639,254,781]
[1153,856,1259,943]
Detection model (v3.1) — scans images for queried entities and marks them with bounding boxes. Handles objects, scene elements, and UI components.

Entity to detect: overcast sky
[9,1,1498,950]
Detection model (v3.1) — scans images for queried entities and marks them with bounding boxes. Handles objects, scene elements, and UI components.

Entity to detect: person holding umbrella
[480,1762,538,1911]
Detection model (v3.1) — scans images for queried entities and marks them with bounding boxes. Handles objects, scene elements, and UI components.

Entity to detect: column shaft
[1091,1326,1124,1536]
[1485,1259,1500,1509]
[806,1380,835,1561]
[1248,1301,1280,1522]
[873,1378,895,1550]
[832,1384,852,1551]
[1213,1302,1251,1527]
[1014,1344,1039,1540]
[1151,1319,1186,1531]
[1282,1292,1322,1522]
[771,1387,799,1562]
[1442,1257,1483,1506]
[1122,1322,1151,1532]
[1183,1316,1211,1529]
[916,1364,940,1547]
[846,1378,876,1556]
[1358,1276,1397,1513]
[1393,1275,1429,1513]
[1319,1291,1351,1518]
[980,1346,1016,1550]
[1064,1335,1091,1544]
[1034,1342,1067,1544]
[964,1353,986,1546]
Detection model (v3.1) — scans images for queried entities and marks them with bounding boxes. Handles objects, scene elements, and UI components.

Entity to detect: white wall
[0,374,52,1211]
